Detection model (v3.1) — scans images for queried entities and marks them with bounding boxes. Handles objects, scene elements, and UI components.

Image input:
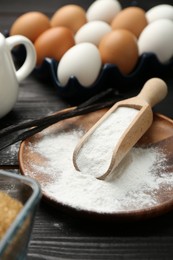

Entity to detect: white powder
[27,126,173,213]
[76,107,138,178]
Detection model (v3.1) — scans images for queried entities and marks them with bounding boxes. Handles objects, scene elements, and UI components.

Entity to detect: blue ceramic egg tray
[35,53,173,104]
[13,44,173,105]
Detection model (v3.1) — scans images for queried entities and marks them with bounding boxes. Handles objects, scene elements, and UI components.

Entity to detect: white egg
[138,19,173,63]
[75,21,112,46]
[57,43,102,87]
[86,0,121,23]
[146,4,173,23]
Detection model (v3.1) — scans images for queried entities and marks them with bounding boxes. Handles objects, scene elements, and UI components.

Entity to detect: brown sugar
[0,191,23,239]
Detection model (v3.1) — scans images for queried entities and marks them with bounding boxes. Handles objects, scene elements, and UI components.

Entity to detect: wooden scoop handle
[137,78,168,107]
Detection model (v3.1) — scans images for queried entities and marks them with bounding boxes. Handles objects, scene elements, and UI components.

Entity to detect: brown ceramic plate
[19,108,173,221]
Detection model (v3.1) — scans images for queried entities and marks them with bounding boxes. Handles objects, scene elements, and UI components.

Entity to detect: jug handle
[6,35,36,82]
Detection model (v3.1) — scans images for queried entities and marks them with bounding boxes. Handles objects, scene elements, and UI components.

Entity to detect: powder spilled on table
[27,128,173,213]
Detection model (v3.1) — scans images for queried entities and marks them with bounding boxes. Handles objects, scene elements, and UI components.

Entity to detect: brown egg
[10,12,51,42]
[34,27,75,65]
[50,5,87,34]
[99,29,139,75]
[111,7,148,38]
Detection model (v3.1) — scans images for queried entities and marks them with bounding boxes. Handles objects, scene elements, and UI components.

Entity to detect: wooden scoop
[73,78,168,180]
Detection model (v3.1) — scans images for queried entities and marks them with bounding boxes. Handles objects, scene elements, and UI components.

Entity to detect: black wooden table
[1,0,173,259]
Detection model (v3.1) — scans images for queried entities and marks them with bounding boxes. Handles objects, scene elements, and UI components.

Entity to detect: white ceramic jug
[0,33,36,118]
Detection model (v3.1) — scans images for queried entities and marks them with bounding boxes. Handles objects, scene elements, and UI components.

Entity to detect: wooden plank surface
[1,1,173,259]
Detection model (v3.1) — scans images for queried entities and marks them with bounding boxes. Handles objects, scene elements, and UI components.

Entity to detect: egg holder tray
[13,44,173,105]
